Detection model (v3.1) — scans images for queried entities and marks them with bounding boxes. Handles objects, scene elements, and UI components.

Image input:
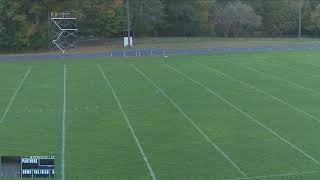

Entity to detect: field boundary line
[61,65,66,180]
[257,58,320,79]
[0,66,31,125]
[130,63,248,178]
[196,62,320,124]
[0,85,53,91]
[304,63,320,78]
[226,170,320,180]
[97,64,157,180]
[163,62,320,166]
[0,87,15,90]
[257,59,316,76]
[244,65,320,95]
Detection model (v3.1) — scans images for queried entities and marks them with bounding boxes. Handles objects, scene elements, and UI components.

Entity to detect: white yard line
[257,59,313,76]
[256,59,320,79]
[23,85,53,89]
[0,85,52,91]
[305,63,320,78]
[163,62,320,167]
[245,66,320,95]
[226,170,320,180]
[0,66,31,125]
[130,64,248,178]
[197,62,320,124]
[61,65,66,180]
[97,64,157,180]
[0,87,15,91]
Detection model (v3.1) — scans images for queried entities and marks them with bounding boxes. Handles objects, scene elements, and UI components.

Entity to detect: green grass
[83,37,320,53]
[7,37,319,54]
[1,50,320,179]
[132,37,320,49]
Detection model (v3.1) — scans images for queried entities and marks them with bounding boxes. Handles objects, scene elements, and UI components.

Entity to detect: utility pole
[298,0,303,39]
[127,0,131,47]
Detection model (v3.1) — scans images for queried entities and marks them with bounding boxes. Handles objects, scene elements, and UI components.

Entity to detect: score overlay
[0,156,54,178]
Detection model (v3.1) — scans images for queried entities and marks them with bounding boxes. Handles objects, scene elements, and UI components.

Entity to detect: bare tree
[311,3,320,31]
[210,1,262,37]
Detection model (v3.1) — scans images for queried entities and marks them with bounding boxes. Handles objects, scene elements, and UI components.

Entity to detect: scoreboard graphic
[0,156,54,178]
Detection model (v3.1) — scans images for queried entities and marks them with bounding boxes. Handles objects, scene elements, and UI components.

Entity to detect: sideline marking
[131,63,248,177]
[197,62,320,124]
[164,62,320,167]
[226,170,320,180]
[246,65,320,95]
[61,65,66,180]
[98,64,157,180]
[0,66,31,125]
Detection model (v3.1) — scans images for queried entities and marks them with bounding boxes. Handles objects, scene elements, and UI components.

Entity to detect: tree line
[1,0,320,50]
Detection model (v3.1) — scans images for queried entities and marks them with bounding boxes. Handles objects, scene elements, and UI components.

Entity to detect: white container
[124,37,133,47]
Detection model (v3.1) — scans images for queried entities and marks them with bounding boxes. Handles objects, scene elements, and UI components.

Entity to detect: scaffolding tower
[50,12,79,54]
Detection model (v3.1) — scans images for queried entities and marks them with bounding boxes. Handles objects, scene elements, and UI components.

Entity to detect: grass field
[79,37,320,53]
[2,50,320,179]
[6,37,319,55]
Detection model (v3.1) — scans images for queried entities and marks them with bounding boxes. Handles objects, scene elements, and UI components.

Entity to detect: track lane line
[163,62,320,167]
[97,64,157,180]
[0,66,31,125]
[130,63,248,178]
